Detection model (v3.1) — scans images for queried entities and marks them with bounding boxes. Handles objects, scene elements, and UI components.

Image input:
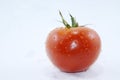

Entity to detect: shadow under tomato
[48,63,103,80]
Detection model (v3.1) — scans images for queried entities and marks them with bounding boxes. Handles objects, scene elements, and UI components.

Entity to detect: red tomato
[46,12,101,73]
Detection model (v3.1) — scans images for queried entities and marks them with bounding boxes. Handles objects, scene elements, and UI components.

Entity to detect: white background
[0,0,120,80]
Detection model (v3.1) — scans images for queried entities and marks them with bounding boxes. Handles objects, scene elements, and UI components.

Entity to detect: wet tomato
[46,11,101,73]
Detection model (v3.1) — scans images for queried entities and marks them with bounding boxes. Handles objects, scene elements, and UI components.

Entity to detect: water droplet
[88,33,95,40]
[86,44,89,47]
[60,41,62,44]
[69,35,72,38]
[65,47,67,49]
[85,40,88,43]
[85,48,88,51]
[68,54,70,56]
[72,31,78,35]
[70,41,78,50]
[54,46,57,49]
[80,36,84,39]
[81,32,85,35]
[53,35,58,41]
[95,46,97,50]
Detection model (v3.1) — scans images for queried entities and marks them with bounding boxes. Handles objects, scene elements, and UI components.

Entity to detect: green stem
[59,11,71,28]
[59,11,79,28]
[69,14,78,27]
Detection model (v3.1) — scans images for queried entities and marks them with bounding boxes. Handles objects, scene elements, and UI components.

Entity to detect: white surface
[0,0,120,80]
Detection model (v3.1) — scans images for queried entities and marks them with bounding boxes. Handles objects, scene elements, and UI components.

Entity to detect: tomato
[46,11,101,73]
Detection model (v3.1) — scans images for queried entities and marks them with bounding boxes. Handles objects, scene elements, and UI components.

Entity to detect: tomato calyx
[59,11,79,28]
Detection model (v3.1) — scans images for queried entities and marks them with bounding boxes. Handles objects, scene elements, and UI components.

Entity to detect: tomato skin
[46,27,101,73]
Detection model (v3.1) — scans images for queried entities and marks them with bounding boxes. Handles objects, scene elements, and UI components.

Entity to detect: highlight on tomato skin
[46,11,101,73]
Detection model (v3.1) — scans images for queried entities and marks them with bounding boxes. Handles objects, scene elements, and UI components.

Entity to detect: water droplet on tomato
[70,40,78,50]
[80,36,84,39]
[53,35,58,41]
[60,41,62,44]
